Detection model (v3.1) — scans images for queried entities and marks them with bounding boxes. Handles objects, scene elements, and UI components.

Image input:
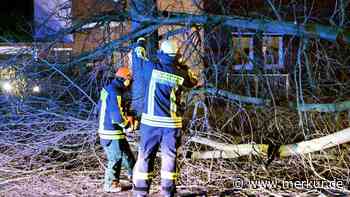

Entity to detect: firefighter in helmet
[132,38,198,197]
[97,66,136,193]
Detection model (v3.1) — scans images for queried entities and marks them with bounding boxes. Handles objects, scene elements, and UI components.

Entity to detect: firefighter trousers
[133,124,180,197]
[102,139,135,188]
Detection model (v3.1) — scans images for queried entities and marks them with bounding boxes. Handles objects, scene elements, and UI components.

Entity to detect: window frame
[232,32,284,71]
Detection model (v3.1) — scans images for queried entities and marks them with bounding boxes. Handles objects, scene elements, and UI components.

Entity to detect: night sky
[0,0,33,42]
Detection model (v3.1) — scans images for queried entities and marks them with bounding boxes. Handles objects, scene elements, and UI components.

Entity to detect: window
[232,33,284,70]
[232,36,254,70]
[262,36,284,69]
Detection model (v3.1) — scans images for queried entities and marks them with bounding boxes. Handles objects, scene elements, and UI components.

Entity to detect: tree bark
[292,100,350,112]
[190,136,268,159]
[191,87,269,105]
[190,126,350,159]
[136,12,350,44]
[61,10,350,70]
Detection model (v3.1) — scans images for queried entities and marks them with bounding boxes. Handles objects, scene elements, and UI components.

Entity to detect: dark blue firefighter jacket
[97,78,129,145]
[133,44,197,128]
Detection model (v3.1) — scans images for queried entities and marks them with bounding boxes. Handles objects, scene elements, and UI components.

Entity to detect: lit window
[232,33,284,70]
[232,36,254,70]
[262,36,284,69]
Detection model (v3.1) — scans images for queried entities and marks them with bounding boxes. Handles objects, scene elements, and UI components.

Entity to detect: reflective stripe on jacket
[98,78,128,140]
[133,45,197,128]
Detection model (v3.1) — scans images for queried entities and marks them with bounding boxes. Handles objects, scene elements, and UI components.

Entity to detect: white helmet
[160,40,178,56]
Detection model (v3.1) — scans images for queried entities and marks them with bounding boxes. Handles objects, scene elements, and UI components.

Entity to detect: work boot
[104,180,122,193]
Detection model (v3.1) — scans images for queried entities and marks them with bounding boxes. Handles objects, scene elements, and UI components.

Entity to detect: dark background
[0,0,33,42]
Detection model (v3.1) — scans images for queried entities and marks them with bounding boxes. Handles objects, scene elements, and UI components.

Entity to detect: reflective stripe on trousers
[132,124,180,197]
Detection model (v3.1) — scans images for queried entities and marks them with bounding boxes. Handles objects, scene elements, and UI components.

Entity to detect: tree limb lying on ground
[190,126,350,159]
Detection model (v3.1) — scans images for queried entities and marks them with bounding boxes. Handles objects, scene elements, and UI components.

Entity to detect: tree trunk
[190,126,350,159]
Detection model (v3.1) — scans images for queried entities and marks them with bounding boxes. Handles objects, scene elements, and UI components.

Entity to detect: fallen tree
[191,87,269,106]
[294,100,350,113]
[48,9,350,72]
[189,126,350,159]
[138,12,350,44]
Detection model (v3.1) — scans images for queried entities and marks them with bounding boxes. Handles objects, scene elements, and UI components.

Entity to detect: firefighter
[97,66,136,193]
[132,38,198,197]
